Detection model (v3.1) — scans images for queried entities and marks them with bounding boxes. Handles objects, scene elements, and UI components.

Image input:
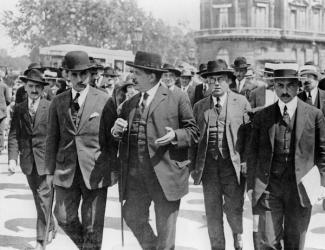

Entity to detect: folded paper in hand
[301,165,321,206]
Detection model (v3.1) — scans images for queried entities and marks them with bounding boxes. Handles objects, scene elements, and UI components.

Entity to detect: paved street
[0,148,325,250]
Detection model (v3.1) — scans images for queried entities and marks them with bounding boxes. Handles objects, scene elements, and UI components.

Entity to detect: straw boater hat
[267,63,301,80]
[20,69,49,86]
[162,63,181,77]
[231,57,251,69]
[299,65,321,80]
[201,60,234,78]
[126,51,167,73]
[63,51,95,71]
[180,69,193,78]
[263,63,278,75]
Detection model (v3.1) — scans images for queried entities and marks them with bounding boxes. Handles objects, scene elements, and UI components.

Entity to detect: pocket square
[89,112,100,119]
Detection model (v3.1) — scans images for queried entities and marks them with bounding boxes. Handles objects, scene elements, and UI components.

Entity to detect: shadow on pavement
[5,194,33,200]
[189,187,203,194]
[104,216,131,231]
[310,226,325,234]
[0,183,29,190]
[107,196,119,202]
[0,234,34,249]
[175,246,197,250]
[178,209,206,226]
[186,199,204,205]
[5,218,36,232]
[312,203,325,215]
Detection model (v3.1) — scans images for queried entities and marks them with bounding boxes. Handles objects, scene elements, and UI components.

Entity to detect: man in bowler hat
[111,51,199,249]
[191,60,251,250]
[45,51,115,250]
[8,69,56,250]
[247,64,325,249]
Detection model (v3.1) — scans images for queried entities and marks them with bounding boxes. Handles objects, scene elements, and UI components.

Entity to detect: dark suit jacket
[230,78,257,100]
[8,98,50,175]
[0,81,10,120]
[118,85,199,201]
[45,86,111,189]
[193,83,212,105]
[190,91,251,185]
[247,100,325,207]
[298,88,325,116]
[249,86,266,109]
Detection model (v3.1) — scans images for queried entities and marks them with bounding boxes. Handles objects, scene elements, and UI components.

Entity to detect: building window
[298,9,306,30]
[216,49,229,65]
[255,6,268,27]
[292,48,297,61]
[238,7,247,27]
[312,9,321,32]
[290,10,297,29]
[314,49,319,65]
[219,8,228,28]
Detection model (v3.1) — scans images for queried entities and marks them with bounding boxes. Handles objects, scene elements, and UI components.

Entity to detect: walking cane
[117,135,125,247]
[43,180,55,250]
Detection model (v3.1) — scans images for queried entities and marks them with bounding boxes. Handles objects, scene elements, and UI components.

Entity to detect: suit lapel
[147,85,168,118]
[65,90,77,131]
[295,100,307,145]
[127,93,141,132]
[267,103,278,152]
[318,89,325,111]
[22,100,33,133]
[33,99,46,131]
[77,87,97,133]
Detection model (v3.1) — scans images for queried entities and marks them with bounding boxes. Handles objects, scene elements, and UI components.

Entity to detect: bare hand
[155,127,176,146]
[112,118,128,137]
[8,160,16,174]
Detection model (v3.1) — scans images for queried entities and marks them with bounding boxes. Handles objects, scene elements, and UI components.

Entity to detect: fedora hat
[231,57,250,69]
[126,51,167,73]
[20,69,49,86]
[63,51,94,71]
[102,66,119,77]
[197,63,207,76]
[23,62,45,75]
[299,65,320,79]
[180,69,193,77]
[201,60,234,78]
[162,63,181,77]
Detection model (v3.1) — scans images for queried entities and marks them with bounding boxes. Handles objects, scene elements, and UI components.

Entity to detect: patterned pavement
[0,149,325,250]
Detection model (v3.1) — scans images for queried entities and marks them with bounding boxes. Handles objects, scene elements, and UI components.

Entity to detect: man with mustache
[45,51,115,250]
[247,64,325,250]
[191,60,251,250]
[8,69,56,250]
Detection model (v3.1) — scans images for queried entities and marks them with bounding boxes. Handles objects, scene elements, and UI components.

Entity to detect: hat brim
[126,62,167,73]
[201,70,234,78]
[299,71,320,79]
[165,68,181,77]
[63,64,95,72]
[231,64,251,69]
[102,73,119,77]
[20,76,49,86]
[264,76,303,80]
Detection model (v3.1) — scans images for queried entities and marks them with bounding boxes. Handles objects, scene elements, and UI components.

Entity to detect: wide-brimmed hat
[126,51,167,73]
[231,57,250,69]
[102,66,119,77]
[63,51,94,71]
[20,69,49,85]
[162,63,181,77]
[197,63,207,76]
[299,65,320,79]
[267,63,301,80]
[23,62,47,75]
[201,60,234,78]
[180,69,193,78]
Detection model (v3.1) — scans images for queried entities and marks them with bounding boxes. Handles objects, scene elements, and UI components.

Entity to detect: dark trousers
[0,117,5,151]
[201,155,245,250]
[54,167,108,250]
[123,155,180,250]
[254,169,312,250]
[26,167,55,243]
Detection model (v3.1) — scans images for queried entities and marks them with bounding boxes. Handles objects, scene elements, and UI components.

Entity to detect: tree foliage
[1,0,196,63]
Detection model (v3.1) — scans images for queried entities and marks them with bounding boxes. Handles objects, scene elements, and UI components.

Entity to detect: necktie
[71,92,80,126]
[182,86,186,92]
[215,97,222,115]
[306,91,312,105]
[73,92,80,111]
[140,92,149,114]
[29,99,36,123]
[283,105,290,126]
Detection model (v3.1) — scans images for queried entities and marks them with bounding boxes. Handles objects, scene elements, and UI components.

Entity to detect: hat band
[274,69,298,78]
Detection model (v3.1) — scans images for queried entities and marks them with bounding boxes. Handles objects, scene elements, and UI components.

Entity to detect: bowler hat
[20,69,49,86]
[201,60,234,78]
[63,51,94,71]
[102,66,119,77]
[126,51,167,73]
[162,63,181,77]
[231,57,251,69]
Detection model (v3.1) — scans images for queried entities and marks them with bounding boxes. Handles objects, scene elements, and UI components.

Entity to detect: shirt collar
[278,96,298,118]
[141,83,160,107]
[28,97,41,106]
[212,92,227,107]
[306,87,318,100]
[71,84,89,98]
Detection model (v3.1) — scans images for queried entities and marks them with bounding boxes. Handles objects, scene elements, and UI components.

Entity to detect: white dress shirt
[236,78,246,92]
[71,84,89,107]
[265,89,278,107]
[212,92,227,107]
[28,97,40,115]
[181,84,190,93]
[278,96,298,119]
[305,87,318,105]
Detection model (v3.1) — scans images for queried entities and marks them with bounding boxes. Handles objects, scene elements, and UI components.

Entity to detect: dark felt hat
[20,69,49,86]
[102,66,119,77]
[126,51,167,73]
[63,51,94,71]
[197,63,207,76]
[201,60,234,78]
[231,57,251,69]
[162,63,181,77]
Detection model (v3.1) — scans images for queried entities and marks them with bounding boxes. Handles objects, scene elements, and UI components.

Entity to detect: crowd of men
[3,49,325,250]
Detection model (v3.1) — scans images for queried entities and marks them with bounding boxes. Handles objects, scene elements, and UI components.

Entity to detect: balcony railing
[195,27,325,42]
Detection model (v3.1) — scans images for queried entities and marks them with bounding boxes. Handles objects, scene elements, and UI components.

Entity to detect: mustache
[31,92,38,94]
[281,93,291,98]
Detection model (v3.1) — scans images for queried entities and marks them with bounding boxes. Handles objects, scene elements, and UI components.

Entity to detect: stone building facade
[195,0,325,70]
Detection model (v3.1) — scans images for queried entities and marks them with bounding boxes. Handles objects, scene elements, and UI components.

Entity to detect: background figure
[180,69,195,106]
[161,63,181,91]
[0,78,11,153]
[8,69,56,250]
